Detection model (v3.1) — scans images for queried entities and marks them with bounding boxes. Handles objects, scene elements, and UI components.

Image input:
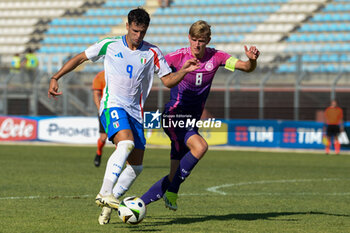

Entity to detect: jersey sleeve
[85,38,116,62]
[165,50,182,70]
[164,52,176,67]
[215,50,238,72]
[151,47,172,78]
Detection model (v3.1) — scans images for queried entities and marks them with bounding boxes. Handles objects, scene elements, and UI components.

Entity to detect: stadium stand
[2,0,348,73]
[280,0,350,73]
[37,0,147,73]
[0,0,105,64]
[0,0,349,119]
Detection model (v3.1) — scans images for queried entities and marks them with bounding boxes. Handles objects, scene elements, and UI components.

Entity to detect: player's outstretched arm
[235,45,260,73]
[160,58,199,88]
[48,52,89,98]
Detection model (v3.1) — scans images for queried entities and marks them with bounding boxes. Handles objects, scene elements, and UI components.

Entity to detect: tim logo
[235,126,248,142]
[143,110,161,129]
[283,127,297,143]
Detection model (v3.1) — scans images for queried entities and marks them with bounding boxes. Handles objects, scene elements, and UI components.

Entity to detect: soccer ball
[118,196,146,225]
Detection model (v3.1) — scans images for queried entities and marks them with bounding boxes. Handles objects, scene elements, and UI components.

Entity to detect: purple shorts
[162,109,200,160]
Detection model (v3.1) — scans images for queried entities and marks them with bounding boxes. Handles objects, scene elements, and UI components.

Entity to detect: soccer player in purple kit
[141,20,260,210]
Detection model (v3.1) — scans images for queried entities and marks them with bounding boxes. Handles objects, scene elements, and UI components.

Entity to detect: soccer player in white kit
[48,8,200,225]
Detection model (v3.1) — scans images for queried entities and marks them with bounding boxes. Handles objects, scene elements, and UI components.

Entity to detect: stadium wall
[1,115,349,150]
[144,89,349,121]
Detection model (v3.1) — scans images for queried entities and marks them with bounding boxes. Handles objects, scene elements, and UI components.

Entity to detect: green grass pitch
[1,144,350,233]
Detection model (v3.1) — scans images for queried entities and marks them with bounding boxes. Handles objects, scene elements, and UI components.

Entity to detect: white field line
[0,194,92,200]
[206,178,350,195]
[1,178,350,200]
[181,192,350,196]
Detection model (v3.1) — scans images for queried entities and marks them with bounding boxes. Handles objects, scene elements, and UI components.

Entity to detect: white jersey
[85,35,171,123]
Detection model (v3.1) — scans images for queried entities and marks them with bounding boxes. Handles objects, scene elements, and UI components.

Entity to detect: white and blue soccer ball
[118,196,146,225]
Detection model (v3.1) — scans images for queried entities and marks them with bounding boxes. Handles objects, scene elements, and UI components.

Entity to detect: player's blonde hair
[189,20,211,39]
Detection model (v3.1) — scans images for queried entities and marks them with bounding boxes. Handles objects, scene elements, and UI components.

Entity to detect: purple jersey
[164,47,231,117]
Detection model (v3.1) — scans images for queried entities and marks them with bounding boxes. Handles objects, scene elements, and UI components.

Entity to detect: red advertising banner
[0,117,37,141]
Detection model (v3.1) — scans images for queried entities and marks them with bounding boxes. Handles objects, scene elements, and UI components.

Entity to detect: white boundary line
[180,192,350,196]
[0,194,92,200]
[206,178,350,195]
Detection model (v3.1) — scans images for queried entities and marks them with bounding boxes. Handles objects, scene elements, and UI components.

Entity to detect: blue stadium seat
[172,0,287,6]
[276,64,296,73]
[36,0,350,74]
[154,5,279,15]
[323,3,350,12]
[86,8,130,16]
[311,13,350,22]
[104,0,145,7]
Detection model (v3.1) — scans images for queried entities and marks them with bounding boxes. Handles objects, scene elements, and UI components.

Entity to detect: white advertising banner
[38,117,100,144]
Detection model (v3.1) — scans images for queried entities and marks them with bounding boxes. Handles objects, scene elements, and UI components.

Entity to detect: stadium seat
[1,0,347,74]
[104,0,145,7]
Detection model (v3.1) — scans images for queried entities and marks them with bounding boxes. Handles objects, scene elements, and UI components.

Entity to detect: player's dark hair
[128,8,150,27]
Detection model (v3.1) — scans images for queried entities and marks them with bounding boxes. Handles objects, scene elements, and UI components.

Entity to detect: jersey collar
[122,35,144,50]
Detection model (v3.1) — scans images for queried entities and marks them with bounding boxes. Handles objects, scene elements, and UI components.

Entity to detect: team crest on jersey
[205,61,214,71]
[113,121,119,129]
[140,57,147,65]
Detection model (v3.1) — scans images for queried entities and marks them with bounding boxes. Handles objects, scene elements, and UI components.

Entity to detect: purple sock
[168,151,199,193]
[141,175,170,205]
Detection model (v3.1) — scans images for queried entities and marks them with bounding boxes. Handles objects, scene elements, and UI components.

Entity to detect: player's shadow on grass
[153,211,350,225]
[112,211,350,231]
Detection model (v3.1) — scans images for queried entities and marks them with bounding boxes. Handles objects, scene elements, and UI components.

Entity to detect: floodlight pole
[259,71,272,120]
[157,80,163,111]
[0,74,11,115]
[294,72,306,121]
[224,72,239,120]
[29,72,42,116]
[62,74,70,116]
[330,71,344,101]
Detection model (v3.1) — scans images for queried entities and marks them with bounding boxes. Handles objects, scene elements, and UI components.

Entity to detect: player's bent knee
[130,165,143,176]
[188,136,208,157]
[117,140,135,153]
[195,141,208,156]
[200,146,208,157]
[101,134,108,142]
[202,141,209,153]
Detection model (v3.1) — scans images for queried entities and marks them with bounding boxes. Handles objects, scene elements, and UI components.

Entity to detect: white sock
[113,165,143,198]
[99,140,134,196]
